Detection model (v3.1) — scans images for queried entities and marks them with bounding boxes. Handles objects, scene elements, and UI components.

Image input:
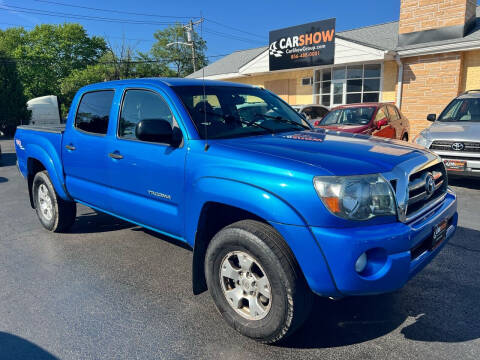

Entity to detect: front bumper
[304,190,457,297]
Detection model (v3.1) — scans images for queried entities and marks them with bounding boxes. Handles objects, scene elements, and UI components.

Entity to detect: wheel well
[27,158,46,208]
[192,202,267,295]
[403,132,409,141]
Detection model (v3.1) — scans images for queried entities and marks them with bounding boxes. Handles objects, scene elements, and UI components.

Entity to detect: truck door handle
[109,152,124,160]
[65,144,76,151]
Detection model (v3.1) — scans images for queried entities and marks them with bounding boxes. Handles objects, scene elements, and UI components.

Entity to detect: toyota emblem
[451,142,464,151]
[425,173,435,197]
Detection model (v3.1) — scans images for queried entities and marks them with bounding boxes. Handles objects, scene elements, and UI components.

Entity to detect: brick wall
[399,0,477,34]
[401,52,463,139]
[461,49,480,91]
[230,69,314,105]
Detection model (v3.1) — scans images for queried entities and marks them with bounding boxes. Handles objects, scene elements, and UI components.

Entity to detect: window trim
[116,87,183,147]
[74,89,115,137]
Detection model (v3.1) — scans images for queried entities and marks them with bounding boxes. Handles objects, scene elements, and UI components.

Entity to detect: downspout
[395,53,403,109]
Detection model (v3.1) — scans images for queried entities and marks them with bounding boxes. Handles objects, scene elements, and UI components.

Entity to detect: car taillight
[314,120,321,127]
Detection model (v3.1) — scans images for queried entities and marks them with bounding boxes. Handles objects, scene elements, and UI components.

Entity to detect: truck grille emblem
[451,142,464,151]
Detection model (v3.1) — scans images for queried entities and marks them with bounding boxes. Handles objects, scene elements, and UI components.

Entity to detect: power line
[1,4,181,25]
[204,18,265,40]
[28,0,198,19]
[203,28,265,44]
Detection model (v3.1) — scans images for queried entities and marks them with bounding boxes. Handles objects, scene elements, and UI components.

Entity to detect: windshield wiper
[254,113,310,130]
[198,109,275,133]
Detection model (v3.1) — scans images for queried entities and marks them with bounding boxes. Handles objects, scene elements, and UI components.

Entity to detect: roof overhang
[397,38,480,57]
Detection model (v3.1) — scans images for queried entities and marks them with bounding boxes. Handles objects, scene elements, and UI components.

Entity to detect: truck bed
[17,124,66,134]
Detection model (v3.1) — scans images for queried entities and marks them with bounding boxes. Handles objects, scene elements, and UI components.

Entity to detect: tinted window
[75,90,114,134]
[320,107,375,126]
[438,98,480,122]
[119,90,174,140]
[172,85,308,139]
[375,107,388,121]
[388,105,400,121]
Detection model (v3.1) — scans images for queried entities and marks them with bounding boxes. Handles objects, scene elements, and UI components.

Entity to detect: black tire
[32,171,76,232]
[205,220,312,344]
[402,133,408,142]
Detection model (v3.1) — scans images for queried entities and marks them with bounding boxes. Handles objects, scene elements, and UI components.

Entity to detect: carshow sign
[269,18,336,71]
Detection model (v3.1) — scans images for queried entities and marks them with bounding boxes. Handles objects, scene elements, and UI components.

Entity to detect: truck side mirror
[135,119,180,146]
[427,113,436,122]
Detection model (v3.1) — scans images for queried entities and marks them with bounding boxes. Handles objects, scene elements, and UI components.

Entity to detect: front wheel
[32,171,76,232]
[205,220,312,343]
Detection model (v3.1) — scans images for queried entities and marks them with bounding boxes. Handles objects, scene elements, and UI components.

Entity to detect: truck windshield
[438,98,480,122]
[319,107,375,126]
[171,85,310,139]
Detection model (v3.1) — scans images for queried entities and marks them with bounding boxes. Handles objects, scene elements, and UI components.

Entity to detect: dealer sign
[269,18,335,71]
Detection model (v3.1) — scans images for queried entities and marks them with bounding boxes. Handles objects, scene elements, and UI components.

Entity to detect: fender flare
[186,177,334,295]
[186,176,308,247]
[25,143,70,201]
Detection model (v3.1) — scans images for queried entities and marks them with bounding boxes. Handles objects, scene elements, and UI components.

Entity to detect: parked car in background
[414,90,480,177]
[14,79,456,343]
[292,104,329,127]
[317,103,410,141]
[27,95,62,126]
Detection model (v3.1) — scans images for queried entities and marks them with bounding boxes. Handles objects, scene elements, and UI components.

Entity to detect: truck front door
[107,88,186,239]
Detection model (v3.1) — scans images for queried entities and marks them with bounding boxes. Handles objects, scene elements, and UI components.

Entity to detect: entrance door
[331,80,345,106]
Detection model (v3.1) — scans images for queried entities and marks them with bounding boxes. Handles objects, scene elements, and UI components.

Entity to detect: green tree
[0,23,107,101]
[0,52,30,136]
[150,23,207,77]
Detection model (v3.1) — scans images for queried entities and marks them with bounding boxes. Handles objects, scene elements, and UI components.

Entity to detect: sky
[0,0,403,60]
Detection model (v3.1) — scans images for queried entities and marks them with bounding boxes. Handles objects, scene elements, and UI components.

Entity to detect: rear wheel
[33,171,76,232]
[205,220,312,343]
[402,133,408,142]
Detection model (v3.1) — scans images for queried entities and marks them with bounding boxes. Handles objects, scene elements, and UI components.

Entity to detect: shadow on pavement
[449,177,480,190]
[0,153,17,167]
[280,225,480,349]
[69,210,134,234]
[0,332,58,360]
[0,177,8,183]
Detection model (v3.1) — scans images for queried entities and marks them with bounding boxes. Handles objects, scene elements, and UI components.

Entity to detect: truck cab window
[75,90,114,135]
[119,89,174,140]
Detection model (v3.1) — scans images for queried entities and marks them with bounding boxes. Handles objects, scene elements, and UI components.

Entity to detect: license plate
[431,219,448,250]
[443,159,466,171]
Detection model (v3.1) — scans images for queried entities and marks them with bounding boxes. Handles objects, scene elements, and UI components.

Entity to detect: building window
[313,64,381,107]
[301,77,312,86]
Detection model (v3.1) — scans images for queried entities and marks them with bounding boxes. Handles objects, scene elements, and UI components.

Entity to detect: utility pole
[167,18,203,74]
[184,18,203,72]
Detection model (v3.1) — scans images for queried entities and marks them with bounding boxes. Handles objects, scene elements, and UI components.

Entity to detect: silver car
[414,90,480,177]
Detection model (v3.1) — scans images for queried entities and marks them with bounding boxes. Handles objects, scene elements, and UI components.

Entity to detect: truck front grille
[406,162,448,219]
[430,140,480,153]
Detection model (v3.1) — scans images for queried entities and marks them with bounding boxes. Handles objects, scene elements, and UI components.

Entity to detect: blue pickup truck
[14,78,457,343]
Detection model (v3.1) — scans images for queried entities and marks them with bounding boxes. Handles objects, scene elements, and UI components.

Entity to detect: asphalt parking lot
[0,138,479,360]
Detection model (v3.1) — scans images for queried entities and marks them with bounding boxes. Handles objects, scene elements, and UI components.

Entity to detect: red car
[314,102,410,141]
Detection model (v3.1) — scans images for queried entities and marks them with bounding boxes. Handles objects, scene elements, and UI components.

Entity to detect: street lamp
[166,41,197,72]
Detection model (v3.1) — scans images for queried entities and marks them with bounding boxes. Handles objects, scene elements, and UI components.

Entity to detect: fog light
[355,252,368,273]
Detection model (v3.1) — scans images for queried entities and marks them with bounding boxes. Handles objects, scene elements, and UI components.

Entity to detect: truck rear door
[62,90,115,211]
[107,87,187,239]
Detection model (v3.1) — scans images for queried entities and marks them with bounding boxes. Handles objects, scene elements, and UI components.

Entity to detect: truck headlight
[313,174,396,221]
[413,131,430,148]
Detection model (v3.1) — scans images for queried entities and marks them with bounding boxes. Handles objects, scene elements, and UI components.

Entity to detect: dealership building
[189,0,480,139]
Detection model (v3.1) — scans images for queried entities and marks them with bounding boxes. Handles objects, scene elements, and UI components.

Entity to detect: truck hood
[215,130,431,176]
[425,121,480,141]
